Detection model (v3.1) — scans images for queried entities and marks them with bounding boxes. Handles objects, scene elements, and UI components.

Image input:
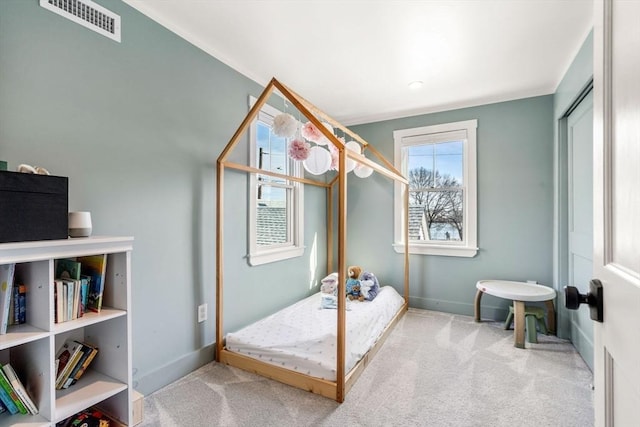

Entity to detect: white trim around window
[393,119,478,257]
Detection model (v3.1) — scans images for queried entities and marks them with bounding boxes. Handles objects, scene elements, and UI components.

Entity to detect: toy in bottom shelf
[56,407,124,427]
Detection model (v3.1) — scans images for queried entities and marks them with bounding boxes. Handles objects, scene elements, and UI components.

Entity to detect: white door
[568,90,594,369]
[593,0,640,425]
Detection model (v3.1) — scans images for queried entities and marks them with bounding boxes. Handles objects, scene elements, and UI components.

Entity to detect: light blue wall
[350,96,555,319]
[553,31,594,369]
[0,0,326,394]
[0,0,593,395]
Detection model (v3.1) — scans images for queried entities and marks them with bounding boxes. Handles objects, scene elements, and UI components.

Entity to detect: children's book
[63,342,98,389]
[78,255,107,313]
[55,340,84,388]
[0,364,27,414]
[0,263,16,334]
[0,372,19,414]
[55,259,81,280]
[2,363,38,414]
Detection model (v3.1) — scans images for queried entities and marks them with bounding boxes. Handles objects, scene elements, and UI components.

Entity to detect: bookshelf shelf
[0,237,133,426]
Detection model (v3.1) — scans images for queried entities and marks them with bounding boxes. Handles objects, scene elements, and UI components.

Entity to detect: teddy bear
[346,265,365,301]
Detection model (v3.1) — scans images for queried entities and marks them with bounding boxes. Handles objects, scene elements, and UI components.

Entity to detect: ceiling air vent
[40,0,121,43]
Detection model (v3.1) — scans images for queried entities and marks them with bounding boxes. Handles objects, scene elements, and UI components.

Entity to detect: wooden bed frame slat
[216,78,410,402]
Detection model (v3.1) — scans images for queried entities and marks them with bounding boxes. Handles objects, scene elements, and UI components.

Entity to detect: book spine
[17,285,26,324]
[0,366,27,414]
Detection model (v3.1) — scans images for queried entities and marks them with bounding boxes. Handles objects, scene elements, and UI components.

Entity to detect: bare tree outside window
[408,166,463,241]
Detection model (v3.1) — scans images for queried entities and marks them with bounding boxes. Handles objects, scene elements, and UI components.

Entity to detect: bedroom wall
[349,95,554,320]
[0,0,327,395]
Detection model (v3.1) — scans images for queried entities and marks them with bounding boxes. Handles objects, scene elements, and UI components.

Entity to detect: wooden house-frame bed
[215,78,410,402]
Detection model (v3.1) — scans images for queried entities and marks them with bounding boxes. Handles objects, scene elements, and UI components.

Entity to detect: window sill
[392,243,478,258]
[248,245,305,266]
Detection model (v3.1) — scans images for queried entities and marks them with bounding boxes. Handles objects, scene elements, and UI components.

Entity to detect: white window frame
[247,97,304,265]
[393,119,478,257]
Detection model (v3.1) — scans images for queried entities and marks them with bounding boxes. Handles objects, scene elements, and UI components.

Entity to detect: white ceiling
[123,0,593,125]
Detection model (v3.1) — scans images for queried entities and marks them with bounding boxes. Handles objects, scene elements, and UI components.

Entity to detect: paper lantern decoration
[354,163,374,178]
[345,140,361,173]
[303,146,332,175]
[273,113,297,138]
[318,122,334,146]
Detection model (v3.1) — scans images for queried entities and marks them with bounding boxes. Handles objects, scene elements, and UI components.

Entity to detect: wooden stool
[504,305,548,343]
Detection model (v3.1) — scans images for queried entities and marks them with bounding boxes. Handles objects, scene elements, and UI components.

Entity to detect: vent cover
[40,0,121,43]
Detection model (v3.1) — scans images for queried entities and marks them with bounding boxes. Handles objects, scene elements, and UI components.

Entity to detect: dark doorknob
[564,279,603,322]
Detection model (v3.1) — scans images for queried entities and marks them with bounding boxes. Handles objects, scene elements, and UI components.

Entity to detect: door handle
[564,279,603,322]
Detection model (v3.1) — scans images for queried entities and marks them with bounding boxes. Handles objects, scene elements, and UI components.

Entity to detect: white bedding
[225,286,404,381]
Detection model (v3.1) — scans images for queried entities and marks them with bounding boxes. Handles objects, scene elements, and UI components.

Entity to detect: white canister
[68,211,92,238]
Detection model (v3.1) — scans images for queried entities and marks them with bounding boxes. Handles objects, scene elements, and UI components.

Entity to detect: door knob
[564,279,603,322]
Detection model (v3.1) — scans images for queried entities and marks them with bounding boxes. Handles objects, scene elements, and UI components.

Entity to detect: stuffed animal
[359,271,380,301]
[346,266,364,301]
[320,272,338,295]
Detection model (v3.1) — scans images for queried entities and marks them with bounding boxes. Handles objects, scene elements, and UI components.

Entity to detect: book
[55,340,85,389]
[12,284,26,325]
[0,398,6,413]
[0,374,19,414]
[63,342,98,388]
[2,363,38,414]
[78,255,107,313]
[79,277,89,317]
[0,364,27,414]
[54,280,64,323]
[55,258,81,281]
[55,340,84,389]
[0,263,16,334]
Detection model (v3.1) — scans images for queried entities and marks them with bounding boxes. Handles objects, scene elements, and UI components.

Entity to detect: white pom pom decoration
[303,146,332,175]
[272,113,297,138]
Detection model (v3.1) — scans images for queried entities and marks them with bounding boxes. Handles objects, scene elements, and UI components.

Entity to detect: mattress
[225,286,405,381]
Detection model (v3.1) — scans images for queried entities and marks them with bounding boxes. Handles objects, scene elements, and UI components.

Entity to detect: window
[393,119,478,257]
[248,98,304,265]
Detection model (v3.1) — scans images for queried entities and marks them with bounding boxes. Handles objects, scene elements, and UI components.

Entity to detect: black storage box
[0,171,68,243]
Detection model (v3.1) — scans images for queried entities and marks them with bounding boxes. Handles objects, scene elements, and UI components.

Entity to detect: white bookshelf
[0,236,133,426]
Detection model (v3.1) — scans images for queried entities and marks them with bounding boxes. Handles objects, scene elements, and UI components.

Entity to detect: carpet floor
[138,309,594,426]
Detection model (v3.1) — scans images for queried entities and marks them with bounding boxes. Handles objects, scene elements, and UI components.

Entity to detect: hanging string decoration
[288,138,311,161]
[272,113,298,138]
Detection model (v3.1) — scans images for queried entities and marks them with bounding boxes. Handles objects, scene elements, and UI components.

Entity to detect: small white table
[474,280,557,348]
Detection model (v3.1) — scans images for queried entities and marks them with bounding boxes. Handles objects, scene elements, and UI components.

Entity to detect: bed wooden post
[336,145,347,403]
[327,184,334,274]
[215,161,224,361]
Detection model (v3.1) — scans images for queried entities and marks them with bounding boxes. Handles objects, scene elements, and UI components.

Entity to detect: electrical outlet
[197,304,207,323]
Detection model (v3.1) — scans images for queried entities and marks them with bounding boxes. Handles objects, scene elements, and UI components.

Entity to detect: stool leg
[504,311,513,330]
[526,315,538,343]
[474,290,483,322]
[536,317,548,335]
[514,301,526,348]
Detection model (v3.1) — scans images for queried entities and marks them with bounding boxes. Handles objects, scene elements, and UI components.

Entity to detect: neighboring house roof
[256,206,287,245]
[408,205,426,241]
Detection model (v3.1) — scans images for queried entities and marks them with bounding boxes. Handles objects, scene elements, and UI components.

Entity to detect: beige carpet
[139,309,594,426]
